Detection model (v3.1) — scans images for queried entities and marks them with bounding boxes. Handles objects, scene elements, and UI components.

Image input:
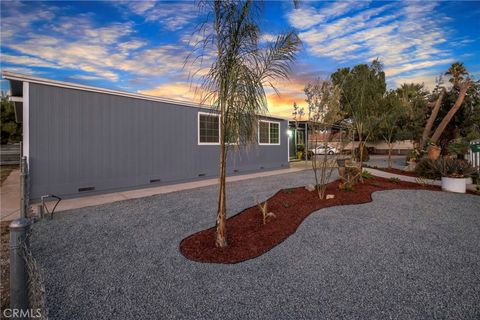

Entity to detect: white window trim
[258,120,281,146]
[198,112,221,145]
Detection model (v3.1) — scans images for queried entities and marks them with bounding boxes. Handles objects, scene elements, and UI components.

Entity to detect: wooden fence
[0,143,21,165]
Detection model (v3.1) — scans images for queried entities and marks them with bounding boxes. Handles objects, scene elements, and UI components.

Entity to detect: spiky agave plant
[195,0,301,247]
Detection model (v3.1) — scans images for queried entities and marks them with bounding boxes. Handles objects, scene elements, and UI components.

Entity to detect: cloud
[287,1,371,30]
[288,1,458,85]
[138,82,203,102]
[121,1,199,31]
[0,3,196,83]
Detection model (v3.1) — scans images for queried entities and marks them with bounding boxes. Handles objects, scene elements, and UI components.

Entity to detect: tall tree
[331,60,385,179]
[420,87,445,149]
[197,0,300,247]
[445,62,468,89]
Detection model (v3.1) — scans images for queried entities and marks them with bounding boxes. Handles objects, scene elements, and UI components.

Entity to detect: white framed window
[198,112,220,145]
[258,120,280,145]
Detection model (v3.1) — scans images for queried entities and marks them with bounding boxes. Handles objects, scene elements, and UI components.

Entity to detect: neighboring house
[288,120,414,156]
[2,72,289,200]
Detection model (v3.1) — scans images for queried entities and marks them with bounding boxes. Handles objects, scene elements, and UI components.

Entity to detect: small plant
[371,181,381,187]
[338,182,356,192]
[283,188,294,194]
[361,170,374,180]
[388,177,401,184]
[282,202,290,208]
[256,200,276,225]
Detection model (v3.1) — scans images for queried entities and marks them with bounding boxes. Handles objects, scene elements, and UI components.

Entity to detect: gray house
[3,72,289,200]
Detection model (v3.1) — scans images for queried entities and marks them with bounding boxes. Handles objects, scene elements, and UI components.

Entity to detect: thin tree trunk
[216,101,227,248]
[387,142,392,169]
[358,130,364,183]
[420,87,446,149]
[430,81,471,144]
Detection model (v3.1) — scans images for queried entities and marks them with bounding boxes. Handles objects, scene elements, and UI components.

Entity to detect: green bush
[353,145,369,162]
[415,158,475,179]
[388,177,401,184]
[361,170,374,180]
[414,158,441,179]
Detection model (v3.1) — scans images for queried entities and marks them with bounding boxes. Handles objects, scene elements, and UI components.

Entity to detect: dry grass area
[0,221,10,316]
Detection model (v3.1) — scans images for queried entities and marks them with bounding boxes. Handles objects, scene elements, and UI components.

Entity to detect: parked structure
[2,72,289,200]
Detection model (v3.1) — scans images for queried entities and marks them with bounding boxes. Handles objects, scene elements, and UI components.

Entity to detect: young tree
[396,83,429,146]
[197,0,301,247]
[305,79,344,199]
[377,91,405,168]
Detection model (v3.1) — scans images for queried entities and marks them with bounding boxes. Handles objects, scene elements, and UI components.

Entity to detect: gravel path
[364,155,407,170]
[30,170,480,320]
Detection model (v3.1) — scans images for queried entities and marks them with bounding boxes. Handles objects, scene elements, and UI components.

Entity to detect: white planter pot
[441,177,467,193]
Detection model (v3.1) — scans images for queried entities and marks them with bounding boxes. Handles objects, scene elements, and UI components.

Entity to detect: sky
[1,0,479,119]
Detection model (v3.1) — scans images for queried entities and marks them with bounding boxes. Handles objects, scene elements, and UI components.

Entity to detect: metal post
[9,218,31,318]
[20,157,28,219]
[37,204,44,219]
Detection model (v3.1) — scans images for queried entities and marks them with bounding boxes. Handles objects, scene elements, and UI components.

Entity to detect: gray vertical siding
[28,83,288,199]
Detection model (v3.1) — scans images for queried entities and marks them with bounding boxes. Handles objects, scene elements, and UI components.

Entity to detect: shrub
[414,158,441,179]
[361,170,374,180]
[447,140,469,157]
[388,177,401,184]
[415,158,475,179]
[405,149,421,162]
[338,182,356,192]
[296,144,305,152]
[353,145,370,162]
[434,158,475,178]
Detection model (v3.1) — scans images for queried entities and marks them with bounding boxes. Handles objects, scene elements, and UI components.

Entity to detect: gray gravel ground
[30,170,480,320]
[365,155,407,170]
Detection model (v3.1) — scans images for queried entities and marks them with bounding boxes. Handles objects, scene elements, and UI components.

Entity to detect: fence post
[9,218,31,318]
[20,156,29,219]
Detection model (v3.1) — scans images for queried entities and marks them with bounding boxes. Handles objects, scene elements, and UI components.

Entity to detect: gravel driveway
[30,170,480,320]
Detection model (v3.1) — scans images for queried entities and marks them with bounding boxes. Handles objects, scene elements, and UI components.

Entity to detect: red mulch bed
[180,176,445,264]
[368,167,418,177]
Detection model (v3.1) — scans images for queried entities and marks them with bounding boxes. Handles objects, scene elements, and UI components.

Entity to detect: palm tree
[197,0,300,247]
[445,62,468,88]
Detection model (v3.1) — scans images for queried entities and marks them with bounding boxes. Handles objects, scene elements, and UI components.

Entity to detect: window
[258,120,281,145]
[259,121,269,144]
[270,122,279,144]
[198,113,220,144]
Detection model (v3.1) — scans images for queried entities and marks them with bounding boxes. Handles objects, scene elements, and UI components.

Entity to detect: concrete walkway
[40,166,309,214]
[0,169,21,221]
[365,167,478,191]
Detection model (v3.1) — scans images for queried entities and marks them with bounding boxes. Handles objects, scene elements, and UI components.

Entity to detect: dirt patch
[180,177,445,264]
[0,221,10,314]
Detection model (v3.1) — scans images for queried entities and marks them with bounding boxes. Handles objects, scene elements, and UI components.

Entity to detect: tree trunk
[216,103,227,248]
[387,142,392,169]
[358,138,364,183]
[420,88,446,149]
[430,81,471,145]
